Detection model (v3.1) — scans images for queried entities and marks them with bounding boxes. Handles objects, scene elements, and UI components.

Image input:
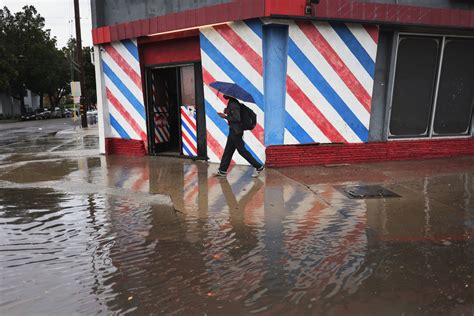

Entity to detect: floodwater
[0,124,473,315]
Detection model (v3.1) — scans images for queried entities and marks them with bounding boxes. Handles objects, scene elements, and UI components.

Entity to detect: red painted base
[105,138,147,156]
[266,138,474,167]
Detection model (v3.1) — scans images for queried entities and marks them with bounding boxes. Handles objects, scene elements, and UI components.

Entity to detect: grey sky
[1,0,93,49]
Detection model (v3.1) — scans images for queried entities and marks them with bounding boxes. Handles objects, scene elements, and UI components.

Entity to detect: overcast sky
[1,0,93,49]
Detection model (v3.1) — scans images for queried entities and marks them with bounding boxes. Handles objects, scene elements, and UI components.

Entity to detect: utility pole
[74,0,88,128]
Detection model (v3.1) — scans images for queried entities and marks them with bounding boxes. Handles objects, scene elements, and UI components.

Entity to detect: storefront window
[389,35,473,138]
[180,65,196,106]
[433,38,474,135]
[389,36,440,137]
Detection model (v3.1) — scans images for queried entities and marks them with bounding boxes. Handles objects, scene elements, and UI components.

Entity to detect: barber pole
[181,105,198,156]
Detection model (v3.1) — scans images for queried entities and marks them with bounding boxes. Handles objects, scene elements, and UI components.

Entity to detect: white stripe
[102,51,144,104]
[113,40,140,73]
[285,94,331,143]
[346,23,377,62]
[289,22,370,129]
[287,59,362,143]
[201,28,263,93]
[228,21,263,55]
[284,129,299,145]
[104,76,146,133]
[108,105,140,140]
[315,22,374,96]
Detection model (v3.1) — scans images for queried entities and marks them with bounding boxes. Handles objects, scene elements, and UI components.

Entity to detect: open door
[146,63,206,158]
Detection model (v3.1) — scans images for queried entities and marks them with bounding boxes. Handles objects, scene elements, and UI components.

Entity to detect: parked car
[51,107,63,118]
[21,111,36,120]
[63,109,73,118]
[35,109,51,120]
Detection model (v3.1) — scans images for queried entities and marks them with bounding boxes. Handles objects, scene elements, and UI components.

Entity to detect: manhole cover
[342,185,400,199]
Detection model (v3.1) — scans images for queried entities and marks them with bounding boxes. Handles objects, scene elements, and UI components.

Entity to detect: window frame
[386,32,474,140]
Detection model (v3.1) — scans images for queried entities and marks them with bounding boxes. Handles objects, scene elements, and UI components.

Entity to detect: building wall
[100,39,147,145]
[200,20,266,165]
[0,94,20,117]
[283,21,378,144]
[91,0,231,28]
[200,18,379,165]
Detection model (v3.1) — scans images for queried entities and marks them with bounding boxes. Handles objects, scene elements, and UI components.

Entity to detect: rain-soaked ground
[0,120,473,315]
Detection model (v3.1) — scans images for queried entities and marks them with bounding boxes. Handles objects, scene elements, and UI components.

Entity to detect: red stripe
[363,24,379,44]
[213,24,263,74]
[103,44,142,90]
[181,107,197,131]
[106,88,147,143]
[297,21,372,112]
[202,68,265,144]
[131,167,149,191]
[286,77,346,143]
[182,131,198,154]
[206,129,225,161]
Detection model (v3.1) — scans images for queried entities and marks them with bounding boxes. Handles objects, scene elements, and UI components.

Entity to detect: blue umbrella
[209,81,255,103]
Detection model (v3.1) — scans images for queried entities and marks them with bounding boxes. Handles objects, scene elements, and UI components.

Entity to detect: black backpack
[240,103,257,130]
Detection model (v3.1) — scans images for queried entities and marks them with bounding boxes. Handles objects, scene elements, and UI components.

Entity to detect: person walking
[214,95,264,178]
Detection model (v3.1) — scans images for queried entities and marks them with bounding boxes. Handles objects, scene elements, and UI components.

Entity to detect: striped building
[92,0,474,166]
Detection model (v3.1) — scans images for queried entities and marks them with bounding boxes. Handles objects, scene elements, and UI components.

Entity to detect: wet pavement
[0,121,473,315]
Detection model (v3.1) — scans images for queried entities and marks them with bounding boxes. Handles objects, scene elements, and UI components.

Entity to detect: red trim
[313,1,474,29]
[92,0,473,45]
[139,36,201,65]
[105,138,147,156]
[266,139,474,167]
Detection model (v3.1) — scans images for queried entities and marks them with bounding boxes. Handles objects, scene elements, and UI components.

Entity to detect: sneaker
[213,169,227,177]
[252,165,265,178]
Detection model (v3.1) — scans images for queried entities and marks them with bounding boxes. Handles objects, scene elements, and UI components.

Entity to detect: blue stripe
[182,121,198,143]
[284,112,315,144]
[102,61,146,120]
[330,23,375,78]
[205,100,262,165]
[244,19,263,38]
[182,144,194,156]
[121,39,139,62]
[288,39,368,141]
[200,33,264,112]
[116,166,130,188]
[110,114,130,139]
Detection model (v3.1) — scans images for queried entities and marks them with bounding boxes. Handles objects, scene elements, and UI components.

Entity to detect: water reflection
[1,157,473,315]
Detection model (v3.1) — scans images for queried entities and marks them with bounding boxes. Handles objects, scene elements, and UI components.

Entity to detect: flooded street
[0,121,473,315]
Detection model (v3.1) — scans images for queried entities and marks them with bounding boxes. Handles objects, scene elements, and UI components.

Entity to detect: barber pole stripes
[101,39,147,144]
[284,21,378,144]
[151,72,171,144]
[200,20,265,165]
[181,106,198,156]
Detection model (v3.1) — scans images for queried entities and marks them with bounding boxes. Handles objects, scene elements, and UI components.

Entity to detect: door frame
[144,61,207,159]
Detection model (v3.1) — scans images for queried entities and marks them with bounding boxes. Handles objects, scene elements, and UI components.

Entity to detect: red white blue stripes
[181,106,198,157]
[101,39,147,144]
[284,21,378,144]
[200,21,265,165]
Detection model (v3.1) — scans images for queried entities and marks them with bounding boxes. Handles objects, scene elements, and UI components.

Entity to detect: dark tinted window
[389,36,440,137]
[433,39,474,135]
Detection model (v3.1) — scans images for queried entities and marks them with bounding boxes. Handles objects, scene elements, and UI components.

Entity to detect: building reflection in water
[97,157,473,314]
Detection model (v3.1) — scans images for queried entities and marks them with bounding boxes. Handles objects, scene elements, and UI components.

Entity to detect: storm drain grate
[342,185,400,199]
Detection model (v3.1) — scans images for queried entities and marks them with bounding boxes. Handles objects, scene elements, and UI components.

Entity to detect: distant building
[0,93,20,117]
[90,0,474,164]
